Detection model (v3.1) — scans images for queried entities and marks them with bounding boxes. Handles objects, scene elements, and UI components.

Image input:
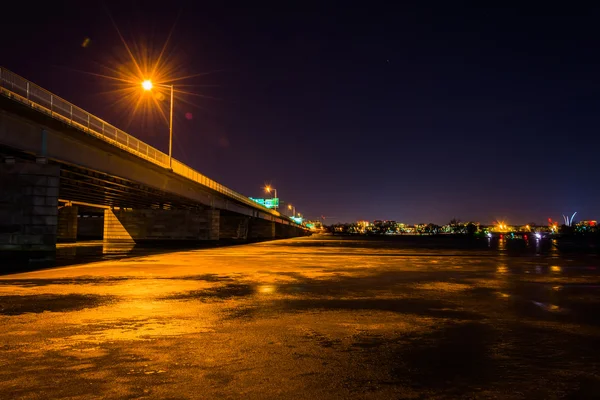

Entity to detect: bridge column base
[248,218,275,240]
[219,215,250,241]
[103,208,220,243]
[277,223,300,239]
[57,205,78,242]
[0,162,60,263]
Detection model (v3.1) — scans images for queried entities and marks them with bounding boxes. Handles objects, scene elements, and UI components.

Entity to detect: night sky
[2,2,599,224]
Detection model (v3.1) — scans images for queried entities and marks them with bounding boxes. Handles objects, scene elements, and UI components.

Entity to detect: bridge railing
[0,67,284,219]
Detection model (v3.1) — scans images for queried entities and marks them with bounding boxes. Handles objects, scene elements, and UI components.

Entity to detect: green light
[290,216,303,224]
[249,197,279,209]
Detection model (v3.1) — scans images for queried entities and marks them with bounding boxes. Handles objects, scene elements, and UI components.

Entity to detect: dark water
[1,240,243,274]
[1,235,599,399]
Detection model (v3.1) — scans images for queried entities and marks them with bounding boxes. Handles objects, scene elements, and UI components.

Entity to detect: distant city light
[563,212,577,226]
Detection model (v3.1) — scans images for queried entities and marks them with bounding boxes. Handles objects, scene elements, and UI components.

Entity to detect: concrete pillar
[248,218,275,240]
[57,205,78,242]
[0,162,60,259]
[219,215,250,240]
[207,209,220,241]
[287,226,295,238]
[277,223,299,239]
[275,223,285,239]
[287,224,296,238]
[103,208,220,242]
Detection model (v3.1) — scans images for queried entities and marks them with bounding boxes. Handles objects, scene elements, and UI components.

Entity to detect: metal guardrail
[0,67,284,219]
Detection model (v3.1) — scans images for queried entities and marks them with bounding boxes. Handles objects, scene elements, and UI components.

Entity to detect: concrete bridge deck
[0,67,308,263]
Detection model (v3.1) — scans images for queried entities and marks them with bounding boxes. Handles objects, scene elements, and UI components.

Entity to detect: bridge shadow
[0,239,259,275]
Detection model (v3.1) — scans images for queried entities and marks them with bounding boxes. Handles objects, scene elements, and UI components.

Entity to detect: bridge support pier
[103,208,220,242]
[276,223,298,239]
[0,161,60,263]
[220,216,307,242]
[57,205,78,242]
[219,215,250,241]
[247,218,276,240]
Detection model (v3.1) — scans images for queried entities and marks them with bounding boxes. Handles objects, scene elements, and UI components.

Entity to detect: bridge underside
[2,145,286,222]
[0,152,308,265]
[0,145,209,211]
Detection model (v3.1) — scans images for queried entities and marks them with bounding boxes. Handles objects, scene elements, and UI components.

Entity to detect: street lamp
[287,204,296,217]
[142,80,174,169]
[264,185,278,209]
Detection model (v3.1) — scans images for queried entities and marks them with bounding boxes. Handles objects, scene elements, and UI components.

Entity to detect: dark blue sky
[2,2,600,224]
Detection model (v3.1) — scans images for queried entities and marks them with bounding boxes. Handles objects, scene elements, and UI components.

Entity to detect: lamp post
[142,80,174,169]
[288,204,296,217]
[264,185,278,209]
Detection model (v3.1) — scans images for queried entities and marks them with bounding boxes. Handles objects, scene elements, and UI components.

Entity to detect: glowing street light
[288,204,296,217]
[264,186,278,209]
[141,79,174,169]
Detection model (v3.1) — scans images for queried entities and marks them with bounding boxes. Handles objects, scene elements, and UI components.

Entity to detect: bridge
[0,67,308,260]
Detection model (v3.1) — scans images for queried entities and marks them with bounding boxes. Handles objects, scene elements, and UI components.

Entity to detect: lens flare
[142,80,153,91]
[68,9,221,138]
